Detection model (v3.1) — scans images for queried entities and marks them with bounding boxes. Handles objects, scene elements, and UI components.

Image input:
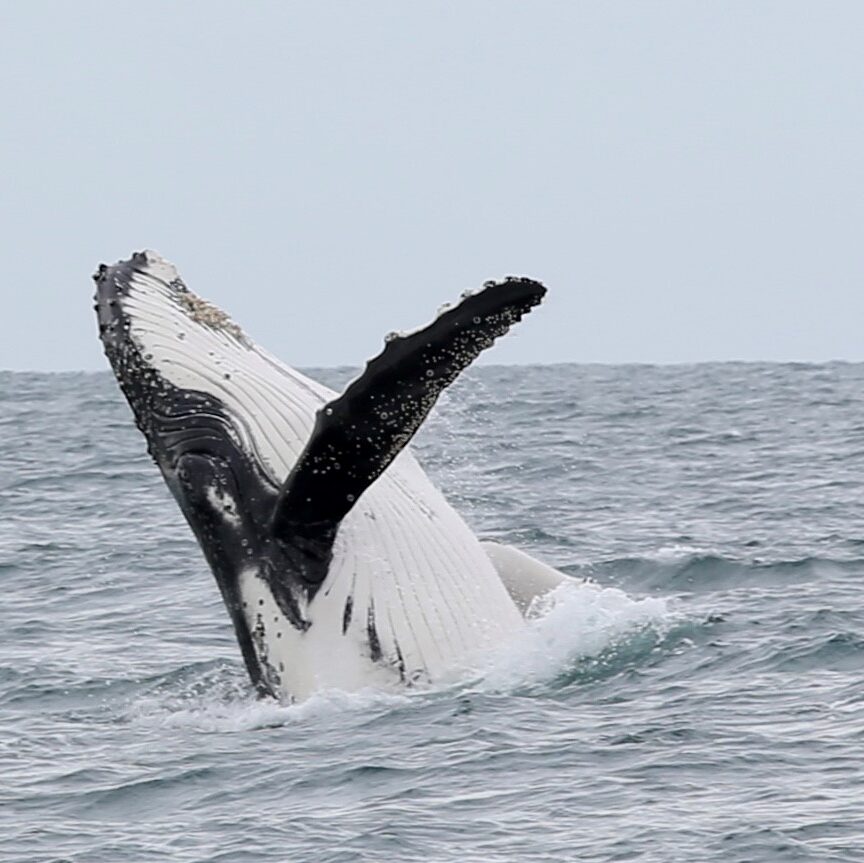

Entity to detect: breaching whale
[94,251,565,701]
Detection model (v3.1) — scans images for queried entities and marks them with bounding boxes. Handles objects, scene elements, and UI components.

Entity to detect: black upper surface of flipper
[270,277,546,546]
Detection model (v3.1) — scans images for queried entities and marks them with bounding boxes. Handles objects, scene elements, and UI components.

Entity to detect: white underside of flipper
[480,541,570,615]
[121,252,525,700]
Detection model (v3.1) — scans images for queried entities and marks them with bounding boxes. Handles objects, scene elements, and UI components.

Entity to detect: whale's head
[94,250,267,510]
[94,251,312,693]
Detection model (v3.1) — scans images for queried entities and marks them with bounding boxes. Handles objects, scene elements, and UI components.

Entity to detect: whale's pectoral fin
[480,541,570,615]
[270,277,547,543]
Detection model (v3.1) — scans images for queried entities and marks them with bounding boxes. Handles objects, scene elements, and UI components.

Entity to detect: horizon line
[4,358,864,374]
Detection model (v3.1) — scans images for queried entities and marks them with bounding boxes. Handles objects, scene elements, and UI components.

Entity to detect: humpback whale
[94,251,564,701]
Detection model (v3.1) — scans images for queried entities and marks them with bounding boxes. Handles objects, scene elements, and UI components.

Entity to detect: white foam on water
[129,683,413,733]
[464,579,671,691]
[643,544,711,563]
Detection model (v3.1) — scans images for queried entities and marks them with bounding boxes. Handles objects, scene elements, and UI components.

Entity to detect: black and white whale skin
[94,252,564,701]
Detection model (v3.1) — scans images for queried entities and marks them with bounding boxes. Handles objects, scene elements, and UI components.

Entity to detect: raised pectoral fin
[270,276,547,542]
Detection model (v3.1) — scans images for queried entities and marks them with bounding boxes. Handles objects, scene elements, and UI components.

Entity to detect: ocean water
[2,363,864,862]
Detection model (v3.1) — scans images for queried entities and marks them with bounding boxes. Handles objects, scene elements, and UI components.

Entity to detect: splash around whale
[94,251,567,702]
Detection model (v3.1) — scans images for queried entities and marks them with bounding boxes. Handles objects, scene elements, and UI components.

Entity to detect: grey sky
[2,1,863,370]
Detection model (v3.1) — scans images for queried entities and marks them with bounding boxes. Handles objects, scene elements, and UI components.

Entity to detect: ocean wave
[580,552,864,593]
